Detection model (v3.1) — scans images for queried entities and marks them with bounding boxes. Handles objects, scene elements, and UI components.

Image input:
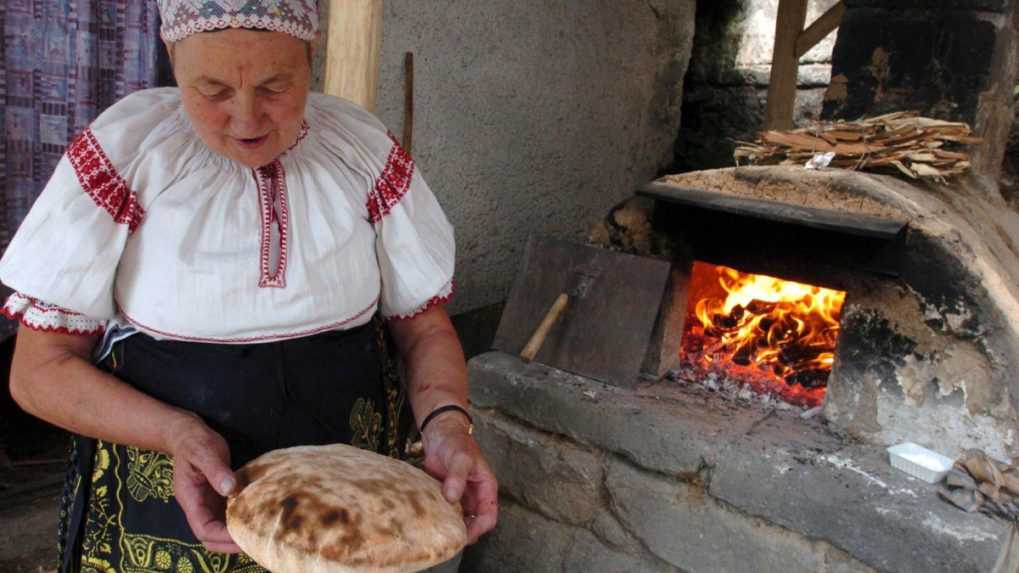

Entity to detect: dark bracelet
[419,404,473,435]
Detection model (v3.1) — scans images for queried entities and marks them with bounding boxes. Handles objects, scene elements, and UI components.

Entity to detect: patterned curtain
[0,0,161,249]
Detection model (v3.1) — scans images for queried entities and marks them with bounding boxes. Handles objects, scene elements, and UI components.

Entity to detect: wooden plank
[832,142,879,156]
[765,0,808,130]
[324,0,383,111]
[826,130,864,141]
[762,130,835,151]
[641,263,690,379]
[638,182,908,240]
[795,1,845,59]
[492,236,672,388]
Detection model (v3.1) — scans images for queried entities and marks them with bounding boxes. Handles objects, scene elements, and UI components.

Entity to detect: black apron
[57,317,409,573]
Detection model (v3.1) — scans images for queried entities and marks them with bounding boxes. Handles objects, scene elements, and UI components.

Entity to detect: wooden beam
[765,0,808,130]
[795,1,845,59]
[324,0,383,111]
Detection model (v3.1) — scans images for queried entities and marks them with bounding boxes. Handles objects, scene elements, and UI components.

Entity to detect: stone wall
[315,1,697,315]
[673,0,839,172]
[466,413,875,573]
[462,353,1009,573]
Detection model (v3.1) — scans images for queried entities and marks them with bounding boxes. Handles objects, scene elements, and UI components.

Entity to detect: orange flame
[680,262,846,407]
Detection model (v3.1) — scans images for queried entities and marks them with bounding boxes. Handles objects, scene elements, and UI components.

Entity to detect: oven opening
[678,261,847,408]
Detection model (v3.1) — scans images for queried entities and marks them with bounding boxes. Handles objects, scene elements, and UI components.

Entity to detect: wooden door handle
[520,293,569,362]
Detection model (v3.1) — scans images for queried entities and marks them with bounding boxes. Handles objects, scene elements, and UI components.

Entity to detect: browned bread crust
[227,444,466,573]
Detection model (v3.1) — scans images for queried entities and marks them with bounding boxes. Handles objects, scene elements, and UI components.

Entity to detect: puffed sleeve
[0,93,157,334]
[298,93,457,320]
[368,135,456,320]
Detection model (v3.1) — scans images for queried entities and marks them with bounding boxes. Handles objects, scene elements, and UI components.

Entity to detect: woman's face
[169,29,312,168]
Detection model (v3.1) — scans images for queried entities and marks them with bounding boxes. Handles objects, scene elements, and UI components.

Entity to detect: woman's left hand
[421,413,498,544]
[387,306,498,542]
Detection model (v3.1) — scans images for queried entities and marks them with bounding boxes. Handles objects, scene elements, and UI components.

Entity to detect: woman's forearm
[388,307,469,427]
[10,328,198,454]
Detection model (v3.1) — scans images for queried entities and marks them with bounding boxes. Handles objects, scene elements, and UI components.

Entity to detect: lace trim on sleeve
[385,280,455,322]
[2,292,105,336]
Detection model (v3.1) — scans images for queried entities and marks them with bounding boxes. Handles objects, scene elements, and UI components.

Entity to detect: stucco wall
[315,1,696,314]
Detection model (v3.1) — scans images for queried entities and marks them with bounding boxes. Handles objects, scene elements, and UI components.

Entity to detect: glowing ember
[679,262,846,407]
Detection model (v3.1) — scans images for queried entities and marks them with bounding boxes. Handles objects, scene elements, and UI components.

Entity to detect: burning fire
[680,262,846,408]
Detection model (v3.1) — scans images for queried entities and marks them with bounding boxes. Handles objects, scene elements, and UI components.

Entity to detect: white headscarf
[157,0,320,43]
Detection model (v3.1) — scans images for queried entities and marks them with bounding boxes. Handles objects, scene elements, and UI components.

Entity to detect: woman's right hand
[9,328,243,553]
[164,412,242,554]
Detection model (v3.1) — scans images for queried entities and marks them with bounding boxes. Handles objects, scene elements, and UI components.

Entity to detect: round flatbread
[226,444,467,573]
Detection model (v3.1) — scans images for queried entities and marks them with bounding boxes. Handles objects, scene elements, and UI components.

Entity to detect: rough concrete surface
[0,492,58,573]
[467,352,1009,572]
[470,352,832,477]
[462,500,681,573]
[708,441,1006,572]
[474,413,604,526]
[606,458,874,573]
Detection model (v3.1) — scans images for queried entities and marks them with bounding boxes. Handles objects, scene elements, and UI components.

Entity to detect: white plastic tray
[886,442,954,483]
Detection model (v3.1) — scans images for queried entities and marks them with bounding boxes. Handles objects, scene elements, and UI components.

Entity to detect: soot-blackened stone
[823,5,999,124]
[837,310,919,394]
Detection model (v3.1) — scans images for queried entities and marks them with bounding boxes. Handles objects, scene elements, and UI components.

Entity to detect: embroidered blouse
[0,88,455,343]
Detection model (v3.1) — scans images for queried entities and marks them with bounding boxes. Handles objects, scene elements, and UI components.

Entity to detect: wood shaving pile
[734,111,982,182]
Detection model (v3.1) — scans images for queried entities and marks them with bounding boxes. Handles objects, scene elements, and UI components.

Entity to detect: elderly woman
[1,1,497,571]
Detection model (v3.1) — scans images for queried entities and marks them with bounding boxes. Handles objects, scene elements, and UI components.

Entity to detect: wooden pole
[324,0,384,112]
[403,51,414,153]
[765,0,808,130]
[795,1,845,59]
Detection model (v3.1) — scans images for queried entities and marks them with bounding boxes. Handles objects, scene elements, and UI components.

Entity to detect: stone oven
[462,171,1019,573]
[462,2,1019,572]
[640,166,1019,462]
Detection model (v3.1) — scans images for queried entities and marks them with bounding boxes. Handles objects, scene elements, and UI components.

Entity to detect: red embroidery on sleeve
[66,129,145,233]
[367,135,415,223]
